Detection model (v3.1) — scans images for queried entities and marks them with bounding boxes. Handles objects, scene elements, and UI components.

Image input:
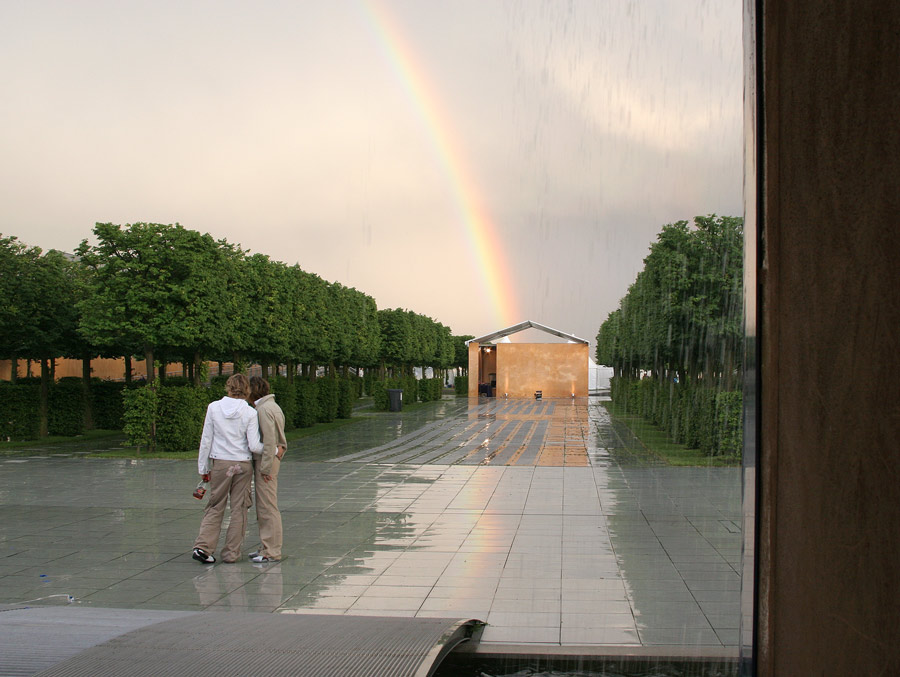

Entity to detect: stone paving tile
[0,396,742,650]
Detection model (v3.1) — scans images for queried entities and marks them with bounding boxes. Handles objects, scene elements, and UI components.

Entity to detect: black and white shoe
[192,548,216,564]
[247,551,259,560]
[250,554,273,564]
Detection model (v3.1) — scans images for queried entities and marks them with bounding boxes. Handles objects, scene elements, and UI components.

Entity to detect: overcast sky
[0,0,742,346]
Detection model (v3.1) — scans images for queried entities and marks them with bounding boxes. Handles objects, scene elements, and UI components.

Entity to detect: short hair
[249,376,270,400]
[225,373,251,399]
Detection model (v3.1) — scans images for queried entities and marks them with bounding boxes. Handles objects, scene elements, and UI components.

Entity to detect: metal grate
[0,606,196,677]
[28,611,484,677]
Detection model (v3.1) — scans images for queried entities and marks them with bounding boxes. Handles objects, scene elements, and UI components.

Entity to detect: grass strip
[602,401,741,467]
[0,416,370,459]
[0,429,125,455]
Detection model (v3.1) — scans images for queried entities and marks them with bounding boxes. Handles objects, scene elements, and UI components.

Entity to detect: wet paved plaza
[0,397,741,649]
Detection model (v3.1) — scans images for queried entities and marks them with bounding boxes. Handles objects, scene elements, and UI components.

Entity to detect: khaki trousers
[253,455,283,560]
[193,459,253,562]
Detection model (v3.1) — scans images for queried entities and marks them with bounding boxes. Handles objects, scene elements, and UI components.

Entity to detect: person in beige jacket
[248,376,287,563]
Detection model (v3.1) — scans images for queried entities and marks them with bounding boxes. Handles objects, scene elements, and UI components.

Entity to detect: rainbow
[362,0,519,329]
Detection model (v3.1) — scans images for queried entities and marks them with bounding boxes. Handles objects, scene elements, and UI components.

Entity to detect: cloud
[0,1,743,343]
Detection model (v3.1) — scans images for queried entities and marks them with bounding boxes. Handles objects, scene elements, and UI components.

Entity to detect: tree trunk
[39,358,50,437]
[193,352,202,386]
[261,361,270,380]
[287,360,295,385]
[82,353,94,430]
[26,358,32,378]
[9,355,17,383]
[144,346,155,383]
[50,357,56,380]
[158,362,166,382]
[723,341,736,391]
[217,361,223,377]
[124,355,133,384]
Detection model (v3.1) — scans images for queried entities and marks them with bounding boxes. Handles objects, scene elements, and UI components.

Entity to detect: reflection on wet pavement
[0,396,740,648]
[327,398,593,466]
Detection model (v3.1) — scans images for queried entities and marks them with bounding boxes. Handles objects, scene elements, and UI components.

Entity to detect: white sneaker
[250,554,274,563]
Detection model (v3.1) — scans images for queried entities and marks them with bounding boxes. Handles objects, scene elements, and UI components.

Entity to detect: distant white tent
[589,358,614,394]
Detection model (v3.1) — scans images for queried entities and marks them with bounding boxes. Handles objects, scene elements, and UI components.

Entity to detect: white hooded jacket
[197,396,264,474]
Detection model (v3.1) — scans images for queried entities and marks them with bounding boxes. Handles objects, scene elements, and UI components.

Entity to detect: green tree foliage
[377,309,455,379]
[452,335,474,373]
[77,223,234,383]
[4,224,468,443]
[596,215,743,385]
[597,215,743,457]
[378,308,414,372]
[0,235,82,434]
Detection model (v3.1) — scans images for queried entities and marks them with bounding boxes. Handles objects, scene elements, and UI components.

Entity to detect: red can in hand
[193,483,207,500]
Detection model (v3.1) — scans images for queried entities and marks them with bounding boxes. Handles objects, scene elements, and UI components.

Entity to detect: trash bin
[387,388,403,412]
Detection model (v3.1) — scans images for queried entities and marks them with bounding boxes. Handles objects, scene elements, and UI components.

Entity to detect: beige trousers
[253,454,283,560]
[193,458,253,562]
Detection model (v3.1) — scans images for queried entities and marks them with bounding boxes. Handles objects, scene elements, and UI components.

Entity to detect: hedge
[314,377,337,423]
[454,375,468,396]
[715,391,743,456]
[371,375,420,410]
[0,379,134,440]
[363,370,376,397]
[418,377,443,402]
[3,372,359,446]
[371,379,388,410]
[337,377,354,419]
[0,380,87,440]
[610,376,742,457]
[91,380,128,430]
[155,386,210,452]
[158,376,193,387]
[48,378,84,437]
[0,383,41,441]
[294,380,319,428]
[122,384,159,451]
[270,377,298,431]
[208,374,228,402]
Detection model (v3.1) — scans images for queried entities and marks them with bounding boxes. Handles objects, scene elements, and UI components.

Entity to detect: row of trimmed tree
[596,215,743,456]
[1,223,473,434]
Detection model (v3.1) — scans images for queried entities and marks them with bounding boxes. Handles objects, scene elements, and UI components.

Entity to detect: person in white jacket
[192,373,264,564]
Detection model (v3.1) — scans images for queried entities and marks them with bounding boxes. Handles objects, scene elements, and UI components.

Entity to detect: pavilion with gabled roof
[466,320,589,398]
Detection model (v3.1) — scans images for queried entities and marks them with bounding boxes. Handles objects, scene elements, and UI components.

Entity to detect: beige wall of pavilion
[468,342,588,398]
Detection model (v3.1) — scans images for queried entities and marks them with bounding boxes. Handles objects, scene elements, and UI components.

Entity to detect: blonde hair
[225,373,250,399]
